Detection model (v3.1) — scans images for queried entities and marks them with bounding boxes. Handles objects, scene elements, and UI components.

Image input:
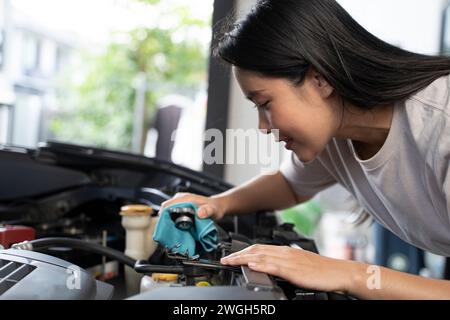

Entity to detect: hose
[134,260,184,274]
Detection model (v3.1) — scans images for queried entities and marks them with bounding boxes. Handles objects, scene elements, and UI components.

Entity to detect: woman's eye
[255,102,270,110]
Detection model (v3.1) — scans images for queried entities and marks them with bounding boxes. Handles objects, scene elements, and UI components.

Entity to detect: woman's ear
[309,69,334,99]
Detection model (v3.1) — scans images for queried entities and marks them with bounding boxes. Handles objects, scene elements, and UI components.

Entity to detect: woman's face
[234,67,342,163]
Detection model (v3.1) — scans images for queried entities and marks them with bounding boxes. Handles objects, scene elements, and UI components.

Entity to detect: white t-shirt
[280,75,450,256]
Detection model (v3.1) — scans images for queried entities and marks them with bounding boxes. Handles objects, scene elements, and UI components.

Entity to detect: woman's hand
[160,192,228,220]
[220,244,355,294]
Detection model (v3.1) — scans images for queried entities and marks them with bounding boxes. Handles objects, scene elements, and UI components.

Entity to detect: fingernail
[248,262,257,268]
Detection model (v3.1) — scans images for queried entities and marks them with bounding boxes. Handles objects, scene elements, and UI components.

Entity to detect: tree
[50,0,210,151]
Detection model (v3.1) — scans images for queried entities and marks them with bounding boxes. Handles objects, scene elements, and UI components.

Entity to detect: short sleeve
[279,152,337,198]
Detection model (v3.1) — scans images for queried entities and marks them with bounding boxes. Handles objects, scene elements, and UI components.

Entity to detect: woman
[162,0,450,299]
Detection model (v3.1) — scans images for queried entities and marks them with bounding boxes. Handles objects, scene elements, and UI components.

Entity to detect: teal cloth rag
[152,202,218,257]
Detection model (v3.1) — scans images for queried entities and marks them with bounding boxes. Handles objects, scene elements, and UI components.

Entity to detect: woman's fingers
[197,204,219,219]
[221,252,292,280]
[172,192,189,199]
[220,253,272,266]
[220,245,303,280]
[159,193,223,220]
[221,244,352,294]
[161,193,203,210]
[221,249,291,268]
[222,244,291,261]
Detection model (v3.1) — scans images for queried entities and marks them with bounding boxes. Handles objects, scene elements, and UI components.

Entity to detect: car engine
[0,142,352,300]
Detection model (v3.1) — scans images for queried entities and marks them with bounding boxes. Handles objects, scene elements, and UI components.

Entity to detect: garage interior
[0,0,449,300]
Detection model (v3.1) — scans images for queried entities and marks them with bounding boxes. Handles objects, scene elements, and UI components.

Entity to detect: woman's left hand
[220,244,356,294]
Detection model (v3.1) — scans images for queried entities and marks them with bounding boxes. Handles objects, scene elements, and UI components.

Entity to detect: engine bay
[0,142,352,300]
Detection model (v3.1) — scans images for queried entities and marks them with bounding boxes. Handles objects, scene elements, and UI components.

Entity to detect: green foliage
[50,0,209,151]
[50,44,137,149]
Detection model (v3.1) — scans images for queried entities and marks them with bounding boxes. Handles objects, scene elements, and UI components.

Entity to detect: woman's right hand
[160,192,228,221]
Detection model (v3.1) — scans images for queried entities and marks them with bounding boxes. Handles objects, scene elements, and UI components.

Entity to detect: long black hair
[214,0,450,109]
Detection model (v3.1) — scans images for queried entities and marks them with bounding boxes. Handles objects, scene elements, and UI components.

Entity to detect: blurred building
[0,0,78,147]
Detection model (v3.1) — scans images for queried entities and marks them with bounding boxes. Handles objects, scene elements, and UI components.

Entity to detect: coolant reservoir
[120,204,159,295]
[120,204,159,259]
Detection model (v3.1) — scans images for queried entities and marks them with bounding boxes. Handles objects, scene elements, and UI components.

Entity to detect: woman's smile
[284,139,294,150]
[278,136,294,150]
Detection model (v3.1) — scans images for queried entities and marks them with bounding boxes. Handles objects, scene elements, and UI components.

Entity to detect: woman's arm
[215,171,310,216]
[220,244,450,300]
[349,261,450,300]
[162,171,310,220]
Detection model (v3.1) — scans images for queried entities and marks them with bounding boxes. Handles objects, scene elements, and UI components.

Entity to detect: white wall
[12,94,42,147]
[337,0,449,55]
[224,0,449,185]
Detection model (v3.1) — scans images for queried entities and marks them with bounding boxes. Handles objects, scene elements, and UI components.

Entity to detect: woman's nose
[258,112,272,134]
